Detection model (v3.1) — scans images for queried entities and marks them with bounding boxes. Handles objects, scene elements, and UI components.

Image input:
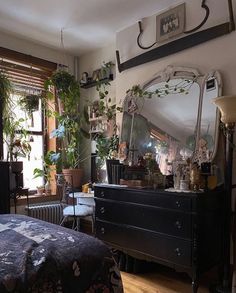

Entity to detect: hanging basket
[19,94,40,114]
[19,94,41,127]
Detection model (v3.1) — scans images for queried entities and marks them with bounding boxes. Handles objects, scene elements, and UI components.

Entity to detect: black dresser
[94,185,223,293]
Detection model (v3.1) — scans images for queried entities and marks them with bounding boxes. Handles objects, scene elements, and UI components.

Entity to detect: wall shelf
[89,116,106,122]
[81,74,113,89]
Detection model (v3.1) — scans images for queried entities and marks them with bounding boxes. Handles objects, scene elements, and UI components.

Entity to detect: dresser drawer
[96,220,192,267]
[95,186,192,212]
[96,199,191,239]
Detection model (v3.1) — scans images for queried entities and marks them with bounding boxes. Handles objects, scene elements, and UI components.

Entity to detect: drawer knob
[175,247,181,256]
[100,191,105,197]
[175,220,182,229]
[100,207,105,214]
[101,227,105,234]
[175,200,181,208]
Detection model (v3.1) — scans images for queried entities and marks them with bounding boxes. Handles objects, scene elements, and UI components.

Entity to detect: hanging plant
[19,94,40,113]
[0,71,13,119]
[126,79,195,99]
[19,93,41,127]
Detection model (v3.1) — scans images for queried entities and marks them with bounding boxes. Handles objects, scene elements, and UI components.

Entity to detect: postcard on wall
[156,3,185,43]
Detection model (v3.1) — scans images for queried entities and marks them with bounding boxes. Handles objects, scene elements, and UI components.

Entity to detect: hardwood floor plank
[121,271,209,293]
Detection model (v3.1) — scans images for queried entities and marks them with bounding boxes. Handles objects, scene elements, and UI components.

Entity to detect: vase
[44,181,51,196]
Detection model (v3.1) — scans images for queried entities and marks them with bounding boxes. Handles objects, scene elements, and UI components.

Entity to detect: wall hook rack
[116,0,235,73]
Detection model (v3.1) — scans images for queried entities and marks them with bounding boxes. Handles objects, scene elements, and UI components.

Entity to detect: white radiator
[26,203,63,224]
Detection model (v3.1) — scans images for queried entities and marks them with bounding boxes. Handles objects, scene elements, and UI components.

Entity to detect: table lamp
[212,95,236,292]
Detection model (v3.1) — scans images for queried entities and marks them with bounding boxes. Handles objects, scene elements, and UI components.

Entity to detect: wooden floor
[121,267,214,293]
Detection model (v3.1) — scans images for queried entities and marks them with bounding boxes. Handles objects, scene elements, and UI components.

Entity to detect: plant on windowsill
[33,151,59,196]
[45,69,89,189]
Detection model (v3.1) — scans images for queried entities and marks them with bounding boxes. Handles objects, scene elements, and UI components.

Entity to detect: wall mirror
[120,65,222,175]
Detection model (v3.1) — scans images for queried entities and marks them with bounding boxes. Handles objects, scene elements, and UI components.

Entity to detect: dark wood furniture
[94,185,223,293]
[0,161,28,214]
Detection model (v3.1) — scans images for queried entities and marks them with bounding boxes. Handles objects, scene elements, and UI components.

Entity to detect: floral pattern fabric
[0,214,123,293]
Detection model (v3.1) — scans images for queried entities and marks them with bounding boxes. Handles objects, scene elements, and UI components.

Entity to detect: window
[0,47,57,191]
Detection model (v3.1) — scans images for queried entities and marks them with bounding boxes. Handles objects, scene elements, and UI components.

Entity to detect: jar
[180,179,189,191]
[190,164,201,191]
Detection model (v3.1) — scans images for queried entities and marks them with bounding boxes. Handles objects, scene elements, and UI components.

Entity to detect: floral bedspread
[0,214,123,293]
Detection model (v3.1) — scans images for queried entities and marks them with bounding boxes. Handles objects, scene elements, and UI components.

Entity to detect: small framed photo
[156,3,185,43]
[92,69,102,81]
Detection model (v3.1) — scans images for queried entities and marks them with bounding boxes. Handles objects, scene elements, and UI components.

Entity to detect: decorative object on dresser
[94,184,223,293]
[212,95,236,293]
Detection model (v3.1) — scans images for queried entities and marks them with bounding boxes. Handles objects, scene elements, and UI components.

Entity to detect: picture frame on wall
[156,3,185,43]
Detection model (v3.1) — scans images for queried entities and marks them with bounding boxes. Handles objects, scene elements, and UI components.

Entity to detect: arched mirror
[120,66,222,175]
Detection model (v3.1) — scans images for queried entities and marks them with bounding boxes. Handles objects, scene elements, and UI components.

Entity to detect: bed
[0,214,123,293]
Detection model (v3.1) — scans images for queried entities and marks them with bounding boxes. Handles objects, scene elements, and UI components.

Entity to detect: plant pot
[37,186,45,196]
[62,168,83,189]
[106,159,120,184]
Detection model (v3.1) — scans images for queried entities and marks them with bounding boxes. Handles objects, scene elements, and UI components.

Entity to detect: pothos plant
[92,69,122,164]
[126,79,194,99]
[94,62,122,122]
[45,70,89,171]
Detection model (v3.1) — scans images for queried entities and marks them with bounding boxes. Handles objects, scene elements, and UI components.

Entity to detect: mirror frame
[121,65,222,163]
[198,70,222,161]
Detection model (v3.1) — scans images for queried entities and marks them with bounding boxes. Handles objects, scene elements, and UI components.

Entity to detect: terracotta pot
[62,168,83,189]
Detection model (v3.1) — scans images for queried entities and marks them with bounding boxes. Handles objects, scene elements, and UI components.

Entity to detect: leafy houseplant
[33,151,58,195]
[0,72,31,162]
[45,70,89,188]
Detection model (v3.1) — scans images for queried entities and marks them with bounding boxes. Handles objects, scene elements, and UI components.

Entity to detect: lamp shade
[212,95,236,124]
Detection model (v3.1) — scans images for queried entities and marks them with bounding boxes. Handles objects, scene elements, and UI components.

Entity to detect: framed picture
[156,3,185,43]
[92,69,102,81]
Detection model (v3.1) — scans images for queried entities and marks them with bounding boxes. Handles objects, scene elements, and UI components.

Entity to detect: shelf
[81,74,113,89]
[89,116,106,122]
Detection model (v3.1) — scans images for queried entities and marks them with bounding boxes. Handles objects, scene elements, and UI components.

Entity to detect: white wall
[78,0,236,185]
[0,30,75,72]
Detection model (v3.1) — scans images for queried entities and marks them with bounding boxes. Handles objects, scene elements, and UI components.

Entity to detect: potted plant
[33,151,58,195]
[45,70,89,188]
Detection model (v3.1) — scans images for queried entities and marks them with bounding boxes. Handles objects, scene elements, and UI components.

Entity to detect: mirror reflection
[121,66,221,177]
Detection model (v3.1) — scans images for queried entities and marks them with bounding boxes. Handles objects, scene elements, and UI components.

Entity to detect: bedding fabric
[0,214,123,293]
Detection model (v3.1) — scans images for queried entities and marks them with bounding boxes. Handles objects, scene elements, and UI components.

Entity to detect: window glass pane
[21,135,44,190]
[3,93,44,191]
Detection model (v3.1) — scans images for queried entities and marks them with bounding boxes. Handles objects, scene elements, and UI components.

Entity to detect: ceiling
[0,0,178,56]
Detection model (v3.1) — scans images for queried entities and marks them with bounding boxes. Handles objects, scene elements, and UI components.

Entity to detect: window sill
[10,194,60,207]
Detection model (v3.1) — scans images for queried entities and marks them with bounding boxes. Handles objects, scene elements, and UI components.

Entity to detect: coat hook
[184,0,210,34]
[137,20,157,50]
